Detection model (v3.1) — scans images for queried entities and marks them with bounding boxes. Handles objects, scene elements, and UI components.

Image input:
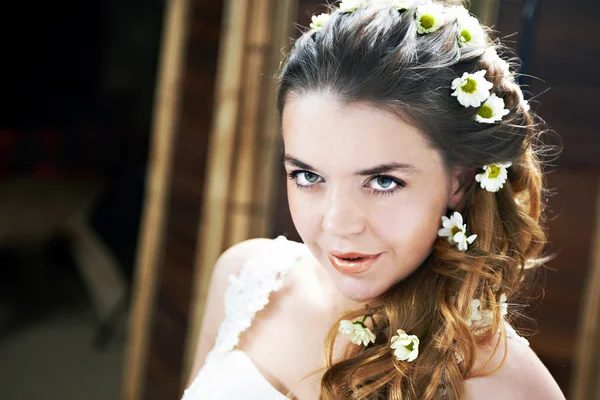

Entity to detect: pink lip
[327,252,382,275]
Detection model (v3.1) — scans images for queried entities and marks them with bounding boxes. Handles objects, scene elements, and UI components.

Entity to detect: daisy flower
[451,70,493,108]
[339,319,376,346]
[390,329,420,362]
[456,13,486,49]
[475,162,512,192]
[438,211,477,251]
[339,0,365,13]
[475,93,510,123]
[391,0,415,11]
[415,3,446,34]
[309,13,330,32]
[521,99,531,112]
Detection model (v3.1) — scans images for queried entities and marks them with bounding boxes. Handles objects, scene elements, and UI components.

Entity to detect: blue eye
[286,170,406,196]
[372,176,395,189]
[287,170,322,190]
[366,175,406,197]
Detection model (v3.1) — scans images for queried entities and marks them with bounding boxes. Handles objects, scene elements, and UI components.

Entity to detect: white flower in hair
[437,211,477,251]
[467,294,509,330]
[309,13,330,32]
[339,0,365,13]
[390,329,420,362]
[475,162,512,192]
[391,0,415,11]
[521,99,531,112]
[483,47,512,79]
[451,70,493,108]
[339,319,376,346]
[415,3,446,34]
[475,93,510,123]
[456,13,486,49]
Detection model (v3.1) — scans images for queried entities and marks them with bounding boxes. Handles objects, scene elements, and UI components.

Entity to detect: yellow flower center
[420,15,434,29]
[461,78,477,93]
[451,226,461,236]
[460,29,471,43]
[478,105,493,119]
[488,164,501,179]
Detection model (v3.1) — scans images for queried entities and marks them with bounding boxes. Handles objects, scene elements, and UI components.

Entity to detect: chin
[332,277,384,303]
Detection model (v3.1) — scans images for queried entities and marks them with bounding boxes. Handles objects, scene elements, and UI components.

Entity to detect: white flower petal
[415,3,446,34]
[475,93,510,123]
[476,162,511,192]
[339,0,365,13]
[391,0,415,10]
[441,215,454,229]
[390,329,419,362]
[339,319,376,346]
[466,234,477,244]
[451,70,493,108]
[309,13,331,32]
[453,230,466,243]
[438,227,452,237]
[452,211,463,226]
[456,14,486,49]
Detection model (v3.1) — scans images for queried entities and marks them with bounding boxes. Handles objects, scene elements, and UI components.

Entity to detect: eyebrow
[283,155,421,176]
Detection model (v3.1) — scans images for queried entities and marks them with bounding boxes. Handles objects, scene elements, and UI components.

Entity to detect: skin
[282,93,471,312]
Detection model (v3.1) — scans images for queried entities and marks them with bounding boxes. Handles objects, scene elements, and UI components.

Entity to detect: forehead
[282,94,442,172]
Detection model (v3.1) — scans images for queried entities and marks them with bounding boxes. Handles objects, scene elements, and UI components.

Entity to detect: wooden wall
[496,0,600,395]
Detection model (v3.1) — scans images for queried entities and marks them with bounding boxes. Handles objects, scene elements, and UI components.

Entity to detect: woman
[183,0,565,398]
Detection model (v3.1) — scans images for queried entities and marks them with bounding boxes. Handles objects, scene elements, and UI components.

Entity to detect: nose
[321,188,366,236]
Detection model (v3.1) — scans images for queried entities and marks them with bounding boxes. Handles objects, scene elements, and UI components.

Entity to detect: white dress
[182,235,529,400]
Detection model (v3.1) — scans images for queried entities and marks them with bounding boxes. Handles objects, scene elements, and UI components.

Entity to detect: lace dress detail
[183,235,304,399]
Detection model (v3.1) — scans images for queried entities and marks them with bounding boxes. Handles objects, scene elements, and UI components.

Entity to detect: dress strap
[204,235,302,365]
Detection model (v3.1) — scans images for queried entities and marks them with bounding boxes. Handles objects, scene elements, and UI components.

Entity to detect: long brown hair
[277,1,555,398]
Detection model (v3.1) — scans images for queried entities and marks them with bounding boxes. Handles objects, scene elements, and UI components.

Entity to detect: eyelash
[286,170,406,197]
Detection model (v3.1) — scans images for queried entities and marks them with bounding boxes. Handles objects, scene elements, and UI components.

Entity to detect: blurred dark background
[0,1,163,399]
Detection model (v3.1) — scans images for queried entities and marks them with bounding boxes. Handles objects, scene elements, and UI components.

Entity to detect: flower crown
[310,0,530,122]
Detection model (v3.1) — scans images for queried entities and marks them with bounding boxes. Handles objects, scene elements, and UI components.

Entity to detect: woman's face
[282,94,467,307]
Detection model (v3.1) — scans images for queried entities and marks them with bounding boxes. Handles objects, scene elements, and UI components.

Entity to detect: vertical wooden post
[181,0,298,385]
[572,179,600,399]
[121,1,190,399]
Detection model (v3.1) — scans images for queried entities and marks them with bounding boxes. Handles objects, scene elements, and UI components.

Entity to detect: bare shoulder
[464,334,565,400]
[185,237,277,387]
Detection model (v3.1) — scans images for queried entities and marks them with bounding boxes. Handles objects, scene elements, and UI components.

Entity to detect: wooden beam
[181,0,251,380]
[572,177,600,399]
[121,1,190,399]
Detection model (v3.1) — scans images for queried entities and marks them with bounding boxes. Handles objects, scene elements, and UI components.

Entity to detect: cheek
[372,192,446,276]
[287,184,319,237]
[376,198,443,243]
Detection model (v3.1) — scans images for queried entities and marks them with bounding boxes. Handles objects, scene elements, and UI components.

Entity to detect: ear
[448,167,476,210]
